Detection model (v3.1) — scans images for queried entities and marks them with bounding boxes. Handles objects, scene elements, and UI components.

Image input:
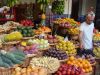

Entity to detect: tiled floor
[95,63,100,75]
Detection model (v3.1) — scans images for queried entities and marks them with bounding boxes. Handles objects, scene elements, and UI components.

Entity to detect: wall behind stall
[79,0,96,16]
[64,0,72,17]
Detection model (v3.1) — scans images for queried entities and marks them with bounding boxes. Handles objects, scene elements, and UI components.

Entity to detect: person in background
[0,6,10,14]
[34,13,42,29]
[78,11,95,56]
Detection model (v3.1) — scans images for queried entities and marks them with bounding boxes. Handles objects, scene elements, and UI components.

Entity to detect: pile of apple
[27,39,49,50]
[66,56,93,73]
[59,22,72,28]
[20,20,34,27]
[53,64,84,75]
[13,66,48,75]
[2,31,23,42]
[20,41,38,55]
[56,41,76,55]
[46,35,58,44]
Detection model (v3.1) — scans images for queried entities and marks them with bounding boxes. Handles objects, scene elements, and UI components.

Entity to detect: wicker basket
[21,57,32,68]
[0,68,14,75]
[85,72,93,75]
[71,35,79,40]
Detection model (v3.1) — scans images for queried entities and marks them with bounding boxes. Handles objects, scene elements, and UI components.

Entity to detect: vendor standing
[79,11,95,56]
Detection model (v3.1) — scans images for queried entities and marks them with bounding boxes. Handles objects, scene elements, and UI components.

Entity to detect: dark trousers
[77,48,94,56]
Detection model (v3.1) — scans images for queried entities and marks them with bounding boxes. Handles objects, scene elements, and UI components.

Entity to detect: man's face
[86,14,95,24]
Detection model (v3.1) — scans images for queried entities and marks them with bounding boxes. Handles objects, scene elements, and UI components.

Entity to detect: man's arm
[79,30,83,49]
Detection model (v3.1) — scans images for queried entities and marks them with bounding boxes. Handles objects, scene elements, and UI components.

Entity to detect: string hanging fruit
[7,0,19,7]
[52,0,64,14]
[37,0,50,13]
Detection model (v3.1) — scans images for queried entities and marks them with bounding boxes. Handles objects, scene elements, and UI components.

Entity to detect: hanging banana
[7,0,19,7]
[37,0,50,12]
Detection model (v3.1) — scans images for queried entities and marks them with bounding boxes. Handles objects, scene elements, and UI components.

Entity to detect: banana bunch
[37,0,50,4]
[52,0,64,14]
[37,0,50,12]
[30,57,60,73]
[7,0,19,7]
[93,47,100,58]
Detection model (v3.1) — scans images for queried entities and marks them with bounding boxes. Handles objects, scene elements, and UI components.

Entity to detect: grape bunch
[43,47,67,60]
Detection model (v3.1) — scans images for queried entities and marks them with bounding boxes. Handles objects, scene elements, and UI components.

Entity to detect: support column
[81,0,87,15]
[64,0,72,18]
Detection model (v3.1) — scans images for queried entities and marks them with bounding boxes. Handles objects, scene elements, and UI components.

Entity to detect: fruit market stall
[0,17,98,75]
[0,0,99,75]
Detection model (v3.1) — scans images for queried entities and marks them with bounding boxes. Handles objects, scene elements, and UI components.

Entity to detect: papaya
[0,54,4,67]
[4,53,22,64]
[1,54,14,67]
[11,50,25,57]
[14,54,25,61]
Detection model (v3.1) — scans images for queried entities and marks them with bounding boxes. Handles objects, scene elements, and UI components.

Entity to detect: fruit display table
[0,20,97,75]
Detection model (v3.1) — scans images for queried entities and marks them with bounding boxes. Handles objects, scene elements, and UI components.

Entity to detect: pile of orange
[34,26,51,34]
[66,56,92,73]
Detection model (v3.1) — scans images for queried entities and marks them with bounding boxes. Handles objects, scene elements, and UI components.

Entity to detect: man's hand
[79,43,84,50]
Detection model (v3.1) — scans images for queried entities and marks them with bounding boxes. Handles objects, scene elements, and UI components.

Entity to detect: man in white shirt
[78,11,95,56]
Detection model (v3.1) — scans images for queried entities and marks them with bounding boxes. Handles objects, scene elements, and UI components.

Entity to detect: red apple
[25,46,31,50]
[47,35,53,39]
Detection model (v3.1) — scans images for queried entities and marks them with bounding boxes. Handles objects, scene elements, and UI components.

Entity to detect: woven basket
[71,35,79,40]
[0,68,14,75]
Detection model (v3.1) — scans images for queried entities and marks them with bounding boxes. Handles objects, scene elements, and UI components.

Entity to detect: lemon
[21,42,27,46]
